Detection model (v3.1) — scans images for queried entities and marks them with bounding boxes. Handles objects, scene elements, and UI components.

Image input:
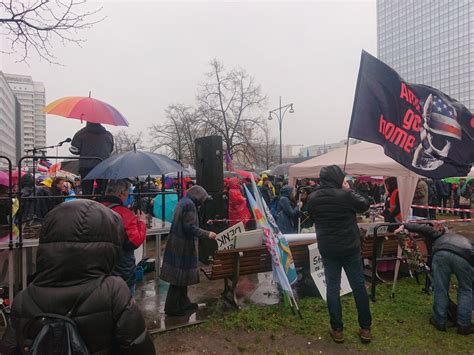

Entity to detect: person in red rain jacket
[226,178,252,227]
[101,179,146,295]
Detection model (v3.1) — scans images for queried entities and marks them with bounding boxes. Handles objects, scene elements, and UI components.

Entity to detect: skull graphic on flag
[412,93,462,171]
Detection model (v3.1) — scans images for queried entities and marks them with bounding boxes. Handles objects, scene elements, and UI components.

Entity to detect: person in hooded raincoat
[160,185,217,316]
[276,185,301,234]
[3,200,155,354]
[226,178,252,227]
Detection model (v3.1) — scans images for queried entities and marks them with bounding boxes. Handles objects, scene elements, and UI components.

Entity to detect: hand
[208,232,217,240]
[394,225,405,234]
[297,201,303,209]
[342,180,351,190]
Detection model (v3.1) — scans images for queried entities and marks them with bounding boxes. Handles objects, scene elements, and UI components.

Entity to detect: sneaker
[358,328,372,344]
[457,324,474,335]
[430,317,446,331]
[329,329,344,344]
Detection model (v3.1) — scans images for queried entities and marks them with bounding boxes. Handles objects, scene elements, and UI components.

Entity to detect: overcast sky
[1,0,377,156]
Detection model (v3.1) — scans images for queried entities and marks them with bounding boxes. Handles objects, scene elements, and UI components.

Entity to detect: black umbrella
[83,150,183,180]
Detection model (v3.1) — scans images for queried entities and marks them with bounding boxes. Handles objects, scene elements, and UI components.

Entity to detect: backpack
[22,276,105,355]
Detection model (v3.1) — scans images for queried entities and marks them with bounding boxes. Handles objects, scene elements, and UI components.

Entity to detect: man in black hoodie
[395,223,473,335]
[70,122,114,196]
[307,165,372,344]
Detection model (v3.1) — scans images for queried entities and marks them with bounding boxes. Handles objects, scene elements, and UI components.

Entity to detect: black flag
[349,51,474,178]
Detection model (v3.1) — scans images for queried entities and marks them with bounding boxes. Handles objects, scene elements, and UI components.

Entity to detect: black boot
[179,286,198,311]
[165,285,185,316]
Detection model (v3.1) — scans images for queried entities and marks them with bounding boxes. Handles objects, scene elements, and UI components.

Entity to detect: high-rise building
[377,0,474,110]
[3,73,46,154]
[0,71,23,164]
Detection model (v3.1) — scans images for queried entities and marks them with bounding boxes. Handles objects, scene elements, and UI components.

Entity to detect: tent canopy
[289,142,421,221]
[289,142,421,179]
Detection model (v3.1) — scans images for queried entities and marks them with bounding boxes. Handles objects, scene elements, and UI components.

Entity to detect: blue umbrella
[83,151,183,180]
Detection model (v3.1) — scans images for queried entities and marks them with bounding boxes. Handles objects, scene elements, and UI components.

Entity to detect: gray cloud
[1,0,376,156]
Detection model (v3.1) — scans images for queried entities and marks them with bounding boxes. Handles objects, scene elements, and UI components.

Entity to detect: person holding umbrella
[70,122,114,196]
[44,95,127,196]
[160,185,217,316]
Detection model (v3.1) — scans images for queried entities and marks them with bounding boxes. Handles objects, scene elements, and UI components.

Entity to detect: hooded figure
[307,165,369,256]
[306,165,372,344]
[4,200,155,354]
[226,178,252,227]
[160,185,216,316]
[276,185,300,234]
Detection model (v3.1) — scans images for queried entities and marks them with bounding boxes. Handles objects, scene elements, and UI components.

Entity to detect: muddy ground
[139,221,472,354]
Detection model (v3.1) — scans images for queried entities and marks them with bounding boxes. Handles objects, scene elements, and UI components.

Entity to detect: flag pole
[344,51,365,172]
[343,136,350,172]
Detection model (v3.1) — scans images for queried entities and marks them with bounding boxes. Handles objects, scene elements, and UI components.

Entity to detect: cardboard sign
[308,243,352,302]
[216,222,245,250]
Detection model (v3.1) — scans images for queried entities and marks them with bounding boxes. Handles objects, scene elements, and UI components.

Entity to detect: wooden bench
[201,240,313,308]
[361,227,429,301]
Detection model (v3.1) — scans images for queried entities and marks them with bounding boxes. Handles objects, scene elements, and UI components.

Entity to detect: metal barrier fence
[1,154,182,298]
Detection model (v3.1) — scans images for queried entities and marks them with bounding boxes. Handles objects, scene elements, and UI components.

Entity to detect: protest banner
[349,51,473,178]
[216,222,245,250]
[308,243,352,302]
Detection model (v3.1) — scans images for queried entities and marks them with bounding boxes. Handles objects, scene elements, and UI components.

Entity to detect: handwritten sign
[216,222,245,250]
[308,243,352,302]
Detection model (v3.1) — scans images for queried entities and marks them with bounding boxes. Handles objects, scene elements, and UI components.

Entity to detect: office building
[0,71,23,164]
[3,73,46,154]
[377,0,474,109]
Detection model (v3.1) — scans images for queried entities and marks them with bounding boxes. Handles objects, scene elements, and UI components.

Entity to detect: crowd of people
[0,148,472,351]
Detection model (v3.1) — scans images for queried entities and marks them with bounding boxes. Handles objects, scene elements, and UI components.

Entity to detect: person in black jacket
[307,165,372,344]
[2,199,155,354]
[16,174,50,222]
[70,122,114,196]
[395,223,473,335]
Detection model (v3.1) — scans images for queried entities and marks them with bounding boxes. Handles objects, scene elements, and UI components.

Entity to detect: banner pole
[343,136,350,172]
[344,51,366,173]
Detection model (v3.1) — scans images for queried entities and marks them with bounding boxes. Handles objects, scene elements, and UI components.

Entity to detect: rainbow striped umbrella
[43,95,129,126]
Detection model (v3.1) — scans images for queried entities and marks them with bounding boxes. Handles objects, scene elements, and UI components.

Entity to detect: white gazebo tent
[289,142,421,220]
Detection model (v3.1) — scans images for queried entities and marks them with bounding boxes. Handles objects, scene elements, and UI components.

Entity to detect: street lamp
[268,96,294,164]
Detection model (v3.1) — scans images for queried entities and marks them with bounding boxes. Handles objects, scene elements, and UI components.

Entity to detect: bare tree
[0,0,104,63]
[254,123,279,170]
[113,130,144,154]
[149,104,206,165]
[196,59,267,164]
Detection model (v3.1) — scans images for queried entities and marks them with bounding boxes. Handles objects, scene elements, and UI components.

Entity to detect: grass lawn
[198,277,473,354]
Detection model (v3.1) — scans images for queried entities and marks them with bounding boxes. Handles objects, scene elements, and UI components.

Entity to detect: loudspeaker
[195,136,226,264]
[194,136,226,222]
[195,136,224,195]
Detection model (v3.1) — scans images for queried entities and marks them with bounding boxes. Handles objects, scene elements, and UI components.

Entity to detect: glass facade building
[377,0,474,110]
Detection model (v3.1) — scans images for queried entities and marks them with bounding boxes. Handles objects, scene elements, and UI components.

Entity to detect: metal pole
[279,96,282,164]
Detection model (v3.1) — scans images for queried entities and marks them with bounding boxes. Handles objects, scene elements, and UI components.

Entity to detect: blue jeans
[322,252,372,330]
[432,250,473,328]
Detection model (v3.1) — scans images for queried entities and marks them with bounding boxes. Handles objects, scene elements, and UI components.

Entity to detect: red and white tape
[411,204,473,213]
[369,203,473,213]
[410,217,474,223]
